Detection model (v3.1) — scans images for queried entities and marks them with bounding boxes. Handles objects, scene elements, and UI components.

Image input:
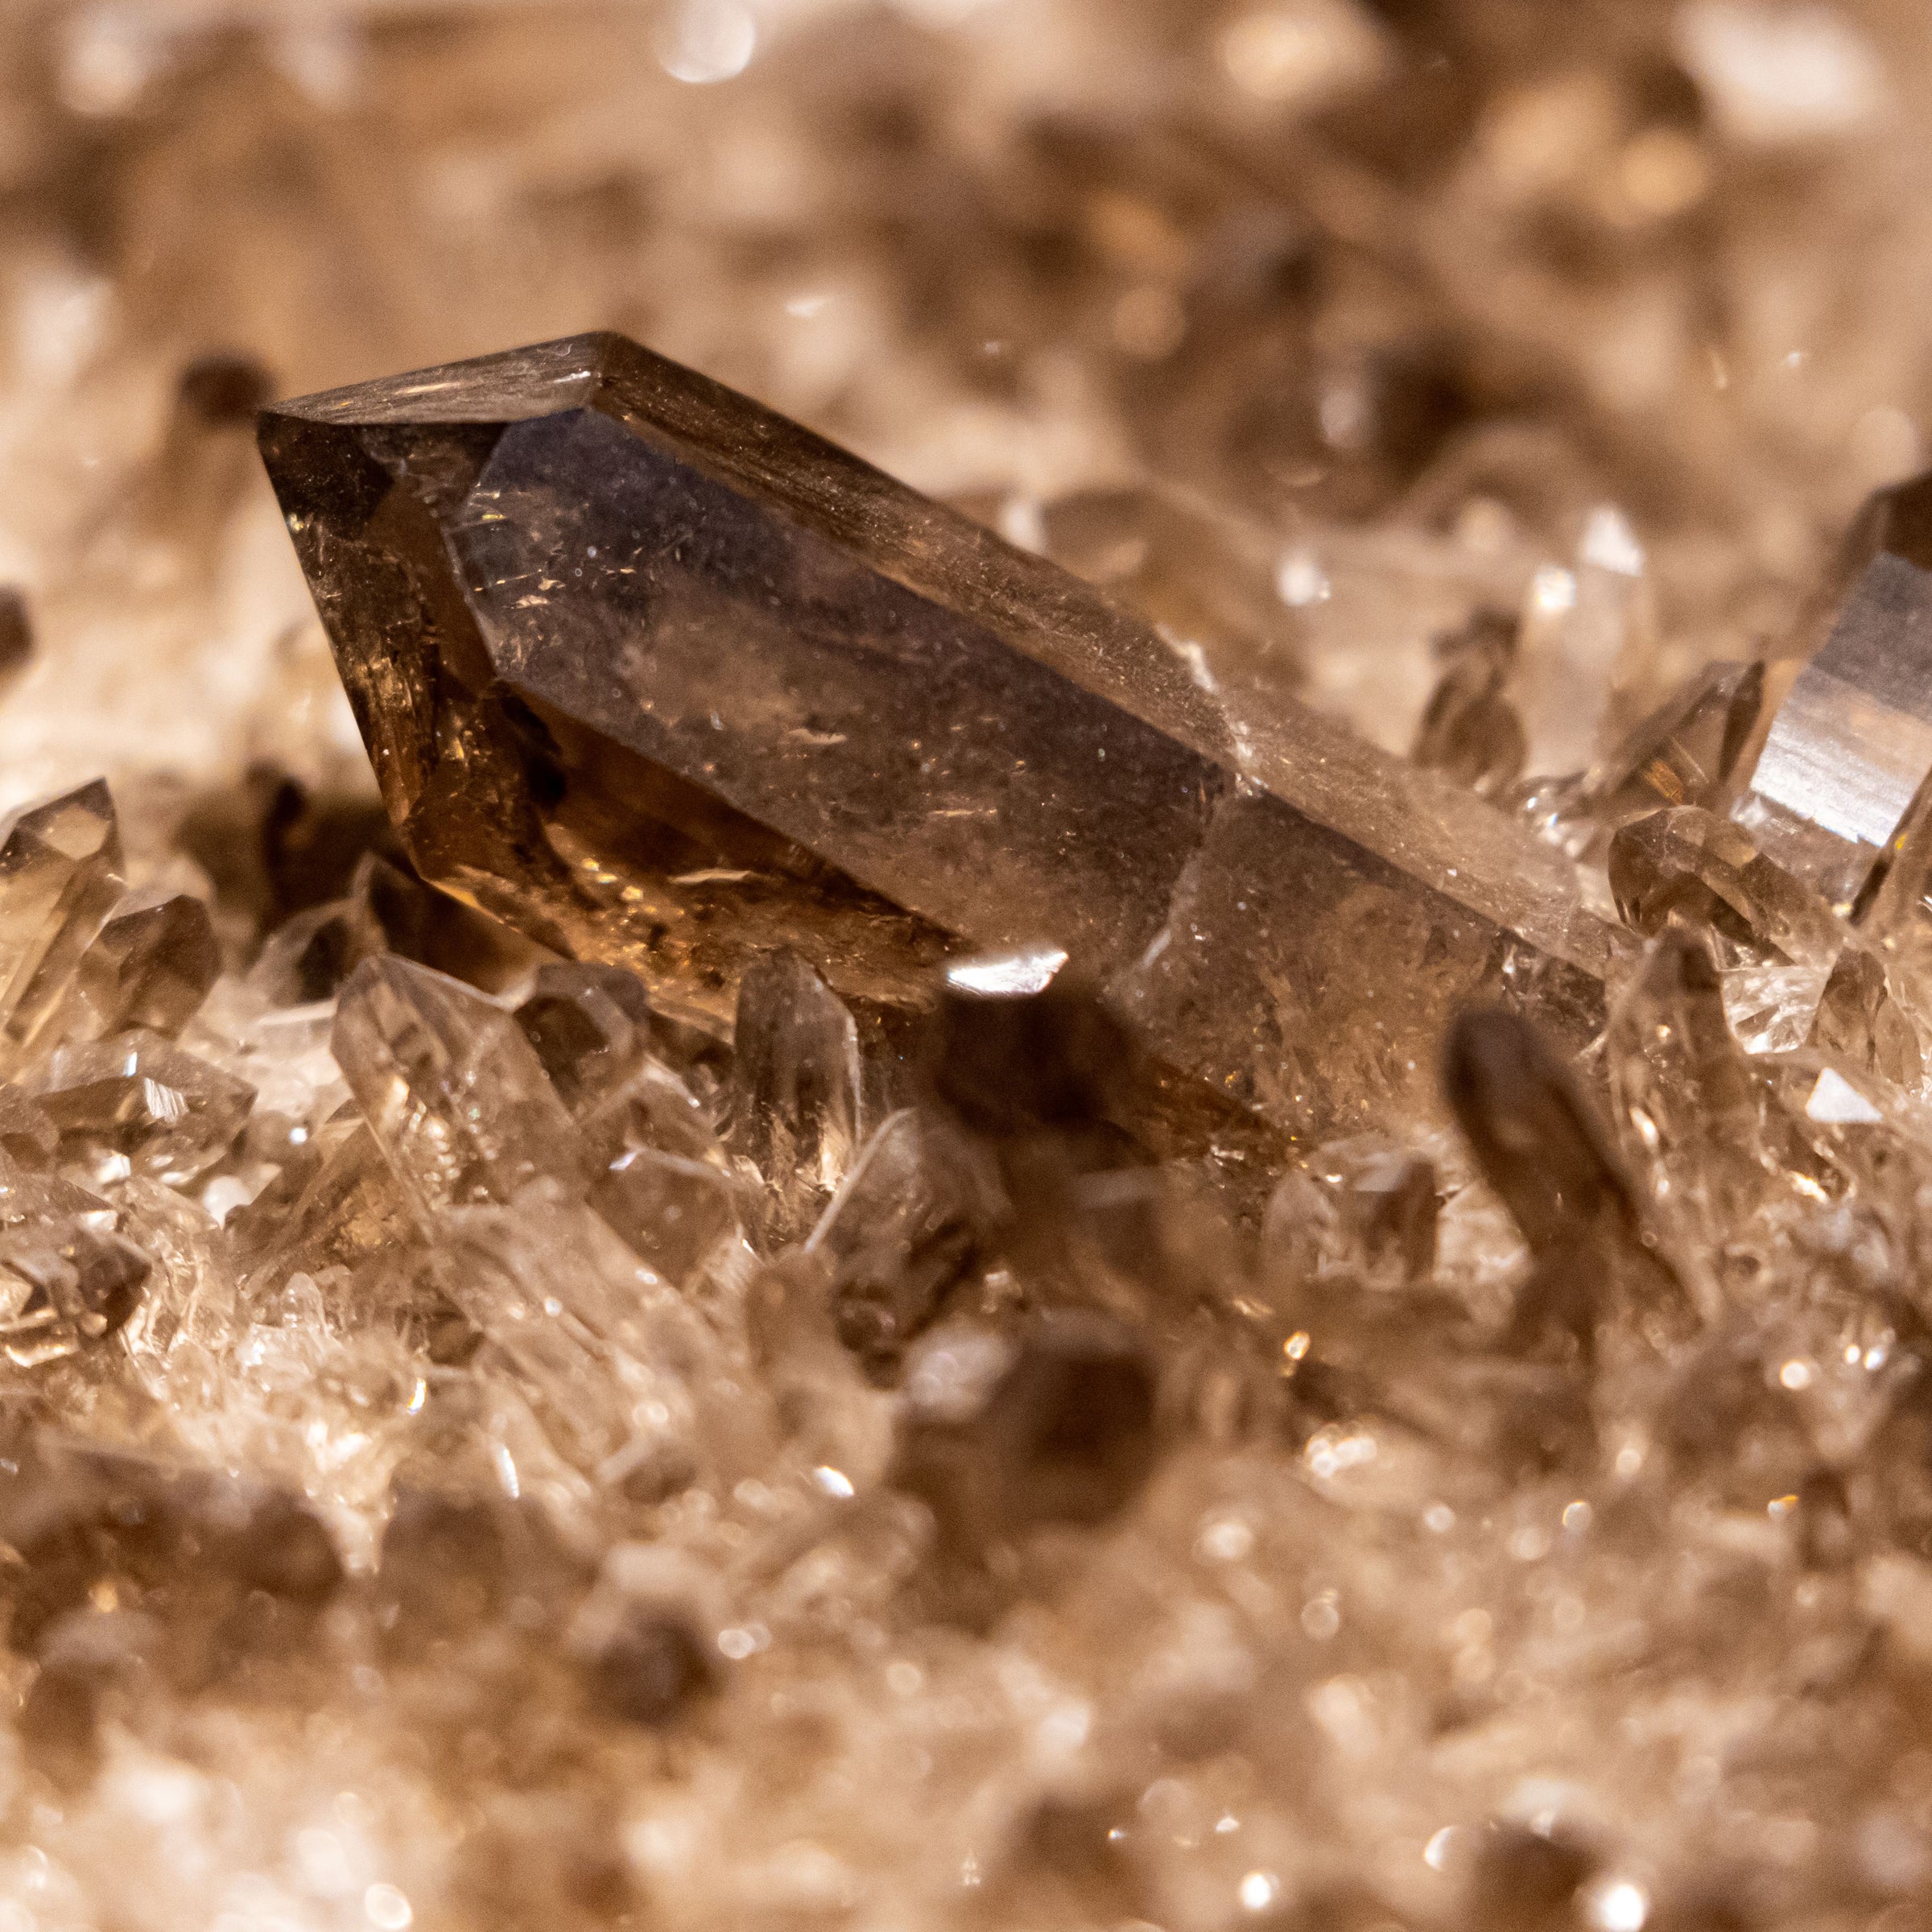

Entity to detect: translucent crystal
[0,1084,58,1162]
[15,5,1932,1922]
[31,1031,254,1187]
[244,885,385,1008]
[67,891,220,1042]
[0,1219,150,1366]
[578,1051,725,1175]
[114,1174,237,1373]
[1510,506,1661,777]
[374,1488,584,1650]
[261,333,1618,1137]
[1608,804,1847,968]
[731,950,862,1232]
[1735,470,1932,912]
[1410,609,1525,798]
[1606,923,1767,1263]
[330,955,584,1216]
[590,1146,741,1286]
[806,1108,994,1376]
[514,961,656,1115]
[1807,939,1925,1087]
[1443,1006,1697,1348]
[432,1194,700,1474]
[1298,1135,1441,1287]
[1714,968,1827,1067]
[0,782,125,1075]
[227,1118,418,1303]
[121,353,275,588]
[1584,658,1765,831]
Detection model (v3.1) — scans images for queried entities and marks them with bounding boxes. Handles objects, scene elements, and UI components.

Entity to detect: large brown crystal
[261,332,1619,1135]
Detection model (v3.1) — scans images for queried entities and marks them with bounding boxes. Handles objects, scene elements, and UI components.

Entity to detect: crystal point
[0,1221,150,1365]
[1586,658,1765,831]
[807,1108,993,1376]
[70,891,221,1042]
[0,782,125,1075]
[1807,939,1925,1087]
[262,334,1620,1136]
[331,954,584,1217]
[1411,617,1525,799]
[1443,1005,1696,1345]
[1608,805,1845,968]
[1607,922,1765,1258]
[730,949,862,1230]
[514,961,656,1115]
[31,1031,254,1187]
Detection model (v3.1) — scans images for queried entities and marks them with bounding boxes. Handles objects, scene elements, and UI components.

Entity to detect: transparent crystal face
[6,3,1932,1930]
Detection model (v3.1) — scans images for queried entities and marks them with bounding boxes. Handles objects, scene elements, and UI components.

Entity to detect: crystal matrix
[261,332,1619,1135]
[11,4,1932,1930]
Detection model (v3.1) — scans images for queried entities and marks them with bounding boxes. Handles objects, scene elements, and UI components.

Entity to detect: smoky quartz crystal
[260,333,1620,1134]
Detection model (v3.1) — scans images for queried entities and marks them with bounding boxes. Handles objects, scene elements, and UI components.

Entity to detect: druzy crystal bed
[2,5,1932,1931]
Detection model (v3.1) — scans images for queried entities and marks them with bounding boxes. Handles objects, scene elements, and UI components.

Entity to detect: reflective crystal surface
[261,332,1620,1136]
[32,1032,254,1187]
[1736,474,1932,911]
[1608,804,1847,968]
[68,891,220,1042]
[0,782,125,1076]
[1585,658,1766,833]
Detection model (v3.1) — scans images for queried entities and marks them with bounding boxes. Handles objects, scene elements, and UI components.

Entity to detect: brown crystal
[260,333,1620,1136]
[891,1311,1160,1546]
[1608,804,1846,969]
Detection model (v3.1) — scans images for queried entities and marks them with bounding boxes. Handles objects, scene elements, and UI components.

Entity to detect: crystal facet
[330,955,584,1217]
[1585,658,1766,832]
[31,1032,254,1187]
[1735,472,1932,911]
[261,333,1620,1135]
[69,891,220,1042]
[0,782,125,1076]
[1608,804,1846,968]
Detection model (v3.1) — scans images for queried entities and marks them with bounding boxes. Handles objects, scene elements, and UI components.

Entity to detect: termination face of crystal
[259,333,1620,1135]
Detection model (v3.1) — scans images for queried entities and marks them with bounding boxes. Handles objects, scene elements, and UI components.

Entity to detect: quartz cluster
[5,2,1932,1930]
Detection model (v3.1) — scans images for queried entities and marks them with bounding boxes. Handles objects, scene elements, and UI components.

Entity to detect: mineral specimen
[1736,473,1932,912]
[5,5,1932,1930]
[260,332,1621,1135]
